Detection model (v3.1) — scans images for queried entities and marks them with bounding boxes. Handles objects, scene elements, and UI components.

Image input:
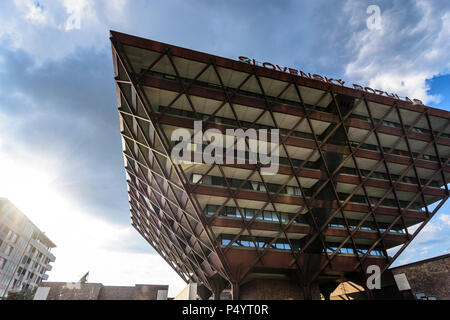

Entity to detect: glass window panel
[211,176,223,185]
[272,212,279,222]
[192,174,202,184]
[286,186,294,195]
[226,207,237,217]
[202,175,212,185]
[231,179,241,188]
[207,205,218,215]
[265,211,274,221]
[245,209,255,220]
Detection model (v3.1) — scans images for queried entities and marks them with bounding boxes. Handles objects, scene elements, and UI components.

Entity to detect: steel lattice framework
[110,31,450,300]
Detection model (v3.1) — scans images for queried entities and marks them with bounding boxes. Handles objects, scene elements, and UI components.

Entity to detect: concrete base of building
[238,279,321,300]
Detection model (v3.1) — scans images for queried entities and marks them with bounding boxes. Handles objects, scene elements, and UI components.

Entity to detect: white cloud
[18,0,48,25]
[343,0,450,104]
[438,214,450,227]
[407,220,443,243]
[0,0,127,64]
[62,0,90,31]
[0,113,186,297]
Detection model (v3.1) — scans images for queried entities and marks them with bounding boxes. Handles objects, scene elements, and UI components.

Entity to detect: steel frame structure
[110,31,450,300]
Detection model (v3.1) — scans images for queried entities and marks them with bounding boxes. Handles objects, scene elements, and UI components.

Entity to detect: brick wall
[98,284,169,300]
[391,254,450,300]
[44,282,103,300]
[41,282,169,300]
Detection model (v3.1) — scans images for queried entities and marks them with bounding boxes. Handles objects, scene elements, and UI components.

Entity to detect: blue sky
[0,0,449,294]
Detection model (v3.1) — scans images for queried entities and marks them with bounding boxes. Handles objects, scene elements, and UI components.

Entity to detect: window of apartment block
[5,245,13,256]
[2,225,11,236]
[9,232,19,244]
[0,257,6,269]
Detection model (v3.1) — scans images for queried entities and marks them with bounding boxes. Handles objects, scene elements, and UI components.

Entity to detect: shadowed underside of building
[110,31,450,300]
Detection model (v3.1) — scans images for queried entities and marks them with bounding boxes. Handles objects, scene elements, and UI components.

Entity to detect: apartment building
[0,198,56,299]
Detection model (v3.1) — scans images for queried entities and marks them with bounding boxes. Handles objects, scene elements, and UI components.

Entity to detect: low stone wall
[239,279,320,300]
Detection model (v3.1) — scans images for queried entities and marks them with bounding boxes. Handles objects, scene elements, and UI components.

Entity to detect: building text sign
[238,56,424,106]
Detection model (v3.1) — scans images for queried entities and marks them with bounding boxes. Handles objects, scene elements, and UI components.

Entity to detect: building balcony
[48,252,56,262]
[42,274,49,280]
[30,238,56,262]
